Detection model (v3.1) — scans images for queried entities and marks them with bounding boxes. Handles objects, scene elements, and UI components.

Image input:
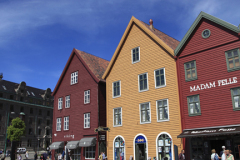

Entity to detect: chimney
[0,73,3,81]
[149,19,154,30]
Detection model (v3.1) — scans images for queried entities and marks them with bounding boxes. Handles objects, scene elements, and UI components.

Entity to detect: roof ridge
[76,49,110,62]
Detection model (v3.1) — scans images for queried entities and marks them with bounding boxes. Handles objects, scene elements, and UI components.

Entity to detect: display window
[114,137,125,160]
[157,134,172,160]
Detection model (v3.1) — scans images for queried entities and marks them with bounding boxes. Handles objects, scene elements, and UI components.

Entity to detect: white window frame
[58,98,63,110]
[138,73,149,92]
[84,113,90,128]
[71,71,78,85]
[65,95,70,108]
[64,116,69,130]
[84,90,90,104]
[154,67,166,89]
[139,102,151,124]
[113,107,122,127]
[156,99,170,122]
[85,146,95,159]
[131,46,140,64]
[56,118,61,131]
[112,80,121,98]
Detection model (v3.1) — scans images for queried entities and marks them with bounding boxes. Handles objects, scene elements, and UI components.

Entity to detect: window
[113,81,121,98]
[140,102,151,123]
[47,120,50,126]
[231,87,240,110]
[31,92,35,96]
[20,97,24,102]
[10,105,14,112]
[29,118,33,125]
[113,108,122,126]
[184,61,197,81]
[27,139,32,147]
[114,137,125,160]
[20,107,24,112]
[188,95,201,116]
[38,119,42,125]
[38,129,41,135]
[65,95,70,108]
[226,48,240,71]
[84,90,90,104]
[39,109,42,115]
[56,118,61,131]
[85,146,95,159]
[0,103,3,110]
[30,108,33,114]
[27,91,30,95]
[58,98,63,110]
[84,113,90,128]
[2,85,6,90]
[64,116,69,130]
[157,134,172,160]
[28,128,33,135]
[155,68,166,88]
[47,111,50,116]
[202,29,211,38]
[132,47,140,63]
[71,71,78,85]
[9,95,14,99]
[157,99,169,121]
[138,73,148,92]
[0,93,2,97]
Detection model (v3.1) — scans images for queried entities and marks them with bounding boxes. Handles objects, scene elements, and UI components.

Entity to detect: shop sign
[190,77,237,92]
[135,135,146,143]
[64,134,74,139]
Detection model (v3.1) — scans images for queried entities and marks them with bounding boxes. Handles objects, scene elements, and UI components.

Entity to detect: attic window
[202,29,211,38]
[31,92,35,96]
[2,85,6,90]
[27,91,30,95]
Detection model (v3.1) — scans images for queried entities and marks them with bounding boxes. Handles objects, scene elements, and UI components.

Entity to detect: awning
[49,141,64,150]
[178,125,240,138]
[66,141,80,149]
[79,137,96,147]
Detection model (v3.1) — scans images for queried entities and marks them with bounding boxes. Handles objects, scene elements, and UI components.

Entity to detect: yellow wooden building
[102,16,182,160]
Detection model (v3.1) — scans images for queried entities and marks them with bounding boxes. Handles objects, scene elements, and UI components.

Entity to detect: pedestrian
[0,152,5,160]
[102,152,106,160]
[211,149,220,160]
[18,154,22,160]
[62,150,65,160]
[34,151,38,160]
[25,151,29,159]
[220,146,226,157]
[40,155,44,160]
[98,152,103,160]
[48,150,52,160]
[178,149,185,160]
[226,150,234,160]
[58,153,62,160]
[222,150,227,160]
[0,149,2,154]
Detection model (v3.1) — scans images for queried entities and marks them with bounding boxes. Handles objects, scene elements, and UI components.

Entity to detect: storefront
[66,141,81,160]
[134,135,147,160]
[178,125,240,160]
[49,141,64,159]
[114,136,125,160]
[79,137,97,159]
[156,133,173,160]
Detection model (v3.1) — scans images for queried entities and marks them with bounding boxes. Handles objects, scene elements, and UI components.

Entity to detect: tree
[7,117,26,141]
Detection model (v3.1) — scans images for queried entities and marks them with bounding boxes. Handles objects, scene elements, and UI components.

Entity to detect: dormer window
[27,91,30,95]
[2,85,6,90]
[31,92,35,96]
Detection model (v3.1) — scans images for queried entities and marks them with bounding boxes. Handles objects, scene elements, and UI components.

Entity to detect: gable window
[71,71,78,85]
[155,68,166,88]
[225,48,240,71]
[132,47,140,63]
[140,102,151,123]
[157,99,169,121]
[231,87,240,110]
[84,90,90,104]
[113,108,122,126]
[187,95,201,116]
[84,113,90,128]
[85,146,95,159]
[138,73,148,92]
[184,61,197,81]
[113,81,121,98]
[56,118,61,131]
[64,116,69,130]
[65,95,70,108]
[58,98,63,110]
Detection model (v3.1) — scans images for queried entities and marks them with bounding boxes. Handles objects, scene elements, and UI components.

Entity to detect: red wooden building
[175,12,240,160]
[50,49,109,160]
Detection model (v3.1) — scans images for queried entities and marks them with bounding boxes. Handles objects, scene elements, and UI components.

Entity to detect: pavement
[5,150,48,160]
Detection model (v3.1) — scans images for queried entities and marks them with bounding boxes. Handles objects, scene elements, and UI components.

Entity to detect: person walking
[62,150,65,160]
[48,150,52,160]
[211,149,220,160]
[58,153,62,160]
[226,150,234,160]
[98,152,103,160]
[178,149,185,160]
[0,152,5,160]
[18,154,22,160]
[34,151,38,160]
[221,150,226,160]
[25,151,29,160]
[102,152,106,160]
[220,146,226,157]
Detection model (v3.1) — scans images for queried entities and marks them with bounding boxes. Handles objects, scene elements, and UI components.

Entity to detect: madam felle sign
[190,77,238,92]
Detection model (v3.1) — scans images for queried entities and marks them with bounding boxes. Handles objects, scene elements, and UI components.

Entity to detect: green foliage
[7,117,26,141]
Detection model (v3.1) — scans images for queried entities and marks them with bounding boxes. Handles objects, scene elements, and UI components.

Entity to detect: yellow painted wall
[106,24,182,160]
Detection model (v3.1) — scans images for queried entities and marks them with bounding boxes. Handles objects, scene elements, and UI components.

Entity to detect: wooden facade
[103,17,183,160]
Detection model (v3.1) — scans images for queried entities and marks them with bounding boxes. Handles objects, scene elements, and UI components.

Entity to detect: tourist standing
[226,150,234,160]
[211,149,220,160]
[178,149,185,160]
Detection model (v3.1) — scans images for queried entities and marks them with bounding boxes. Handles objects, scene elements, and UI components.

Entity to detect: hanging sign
[135,135,146,143]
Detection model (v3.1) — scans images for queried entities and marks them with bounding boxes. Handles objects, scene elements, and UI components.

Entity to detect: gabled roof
[52,48,109,96]
[174,11,240,56]
[102,16,179,79]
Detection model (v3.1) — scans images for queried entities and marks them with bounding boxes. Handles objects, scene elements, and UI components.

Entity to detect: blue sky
[0,0,240,91]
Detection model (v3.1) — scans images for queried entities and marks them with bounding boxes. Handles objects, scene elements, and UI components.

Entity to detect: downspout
[97,83,100,158]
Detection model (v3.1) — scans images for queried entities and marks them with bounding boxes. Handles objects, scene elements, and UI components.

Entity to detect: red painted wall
[177,18,240,130]
[52,54,104,160]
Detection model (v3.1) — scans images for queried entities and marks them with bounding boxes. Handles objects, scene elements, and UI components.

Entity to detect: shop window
[114,137,125,160]
[155,68,166,88]
[132,47,140,63]
[113,107,122,126]
[157,134,172,160]
[85,146,95,159]
[10,105,14,112]
[9,95,14,100]
[138,73,148,92]
[231,87,240,110]
[187,95,201,116]
[140,102,151,124]
[72,148,81,160]
[191,138,204,160]
[39,109,42,115]
[157,99,169,121]
[113,81,121,98]
[184,61,197,81]
[225,48,240,72]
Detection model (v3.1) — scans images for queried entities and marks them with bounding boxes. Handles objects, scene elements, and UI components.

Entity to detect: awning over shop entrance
[79,137,96,147]
[66,141,80,149]
[178,125,240,138]
[49,141,64,150]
